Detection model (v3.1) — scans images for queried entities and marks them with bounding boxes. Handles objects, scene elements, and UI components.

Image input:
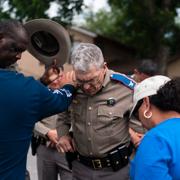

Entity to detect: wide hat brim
[24,19,71,67]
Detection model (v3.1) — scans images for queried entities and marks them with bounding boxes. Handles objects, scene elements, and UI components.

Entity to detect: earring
[143,110,152,119]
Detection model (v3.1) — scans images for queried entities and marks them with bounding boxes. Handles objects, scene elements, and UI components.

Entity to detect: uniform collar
[102,69,114,88]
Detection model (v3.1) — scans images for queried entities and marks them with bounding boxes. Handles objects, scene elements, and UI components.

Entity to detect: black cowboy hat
[24,19,71,67]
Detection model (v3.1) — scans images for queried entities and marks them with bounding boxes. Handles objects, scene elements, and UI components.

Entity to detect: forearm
[129,118,147,134]
[34,122,51,138]
[39,84,76,119]
[56,111,71,137]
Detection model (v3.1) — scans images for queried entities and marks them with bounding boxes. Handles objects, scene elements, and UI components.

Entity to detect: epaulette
[110,73,136,90]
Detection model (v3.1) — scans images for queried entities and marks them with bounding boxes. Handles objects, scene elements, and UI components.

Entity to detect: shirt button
[109,112,112,115]
[88,122,91,126]
[88,138,91,141]
[88,106,92,110]
[90,152,93,155]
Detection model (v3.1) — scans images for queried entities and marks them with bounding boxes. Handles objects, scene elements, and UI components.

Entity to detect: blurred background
[1,0,180,179]
[1,0,180,78]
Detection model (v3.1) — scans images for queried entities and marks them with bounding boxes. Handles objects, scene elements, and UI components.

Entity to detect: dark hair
[149,77,180,113]
[0,20,28,68]
[137,59,158,76]
[0,19,27,38]
[132,99,143,119]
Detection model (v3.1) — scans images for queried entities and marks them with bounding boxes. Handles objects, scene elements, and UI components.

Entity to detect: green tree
[85,0,180,73]
[0,0,83,24]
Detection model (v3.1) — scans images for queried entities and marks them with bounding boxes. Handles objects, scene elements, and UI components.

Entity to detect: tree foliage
[85,0,180,73]
[0,0,83,24]
[85,7,123,38]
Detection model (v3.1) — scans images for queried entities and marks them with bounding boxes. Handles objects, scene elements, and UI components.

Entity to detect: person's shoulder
[152,118,180,136]
[3,70,37,84]
[16,72,46,90]
[142,121,171,142]
[109,70,136,90]
[14,71,34,80]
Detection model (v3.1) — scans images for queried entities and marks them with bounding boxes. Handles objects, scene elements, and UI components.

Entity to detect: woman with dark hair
[130,75,180,180]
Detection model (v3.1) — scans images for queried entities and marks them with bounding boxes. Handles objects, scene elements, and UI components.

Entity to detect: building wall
[18,51,72,79]
[17,25,180,78]
[108,58,136,74]
[18,51,136,78]
[17,51,45,79]
[16,25,135,77]
[68,29,95,44]
[167,59,180,78]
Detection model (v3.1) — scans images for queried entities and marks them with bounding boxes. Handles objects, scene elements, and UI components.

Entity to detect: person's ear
[143,97,153,119]
[143,97,151,111]
[103,62,108,70]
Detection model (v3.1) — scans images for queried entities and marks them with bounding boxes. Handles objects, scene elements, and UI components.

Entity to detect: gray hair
[71,43,104,71]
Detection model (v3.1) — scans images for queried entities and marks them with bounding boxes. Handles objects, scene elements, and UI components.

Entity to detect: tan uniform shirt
[57,70,141,157]
[34,115,58,138]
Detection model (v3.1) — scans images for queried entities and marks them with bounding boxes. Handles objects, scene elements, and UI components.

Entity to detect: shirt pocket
[93,106,124,136]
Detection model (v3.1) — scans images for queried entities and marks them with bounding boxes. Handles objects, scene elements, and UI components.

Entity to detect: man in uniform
[0,19,76,180]
[56,43,141,180]
[132,59,158,82]
[129,59,159,147]
[34,68,72,180]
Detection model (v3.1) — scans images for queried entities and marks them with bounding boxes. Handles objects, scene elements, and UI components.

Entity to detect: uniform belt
[38,136,47,145]
[77,153,111,170]
[77,144,131,170]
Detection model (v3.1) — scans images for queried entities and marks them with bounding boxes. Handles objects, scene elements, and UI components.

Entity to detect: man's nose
[16,53,22,60]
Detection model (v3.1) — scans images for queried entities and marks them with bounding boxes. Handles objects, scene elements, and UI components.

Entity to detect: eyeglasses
[132,99,143,119]
[48,67,64,84]
[76,70,104,87]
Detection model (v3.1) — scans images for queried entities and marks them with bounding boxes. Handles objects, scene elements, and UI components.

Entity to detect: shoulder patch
[110,73,136,90]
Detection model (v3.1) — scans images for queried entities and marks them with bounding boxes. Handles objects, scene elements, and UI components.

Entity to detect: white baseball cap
[130,75,171,117]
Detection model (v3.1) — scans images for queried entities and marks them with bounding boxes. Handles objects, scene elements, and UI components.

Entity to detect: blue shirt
[130,118,180,180]
[0,70,75,180]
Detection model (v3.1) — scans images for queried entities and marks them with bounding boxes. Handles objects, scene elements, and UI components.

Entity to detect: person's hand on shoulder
[40,60,77,88]
[60,70,77,88]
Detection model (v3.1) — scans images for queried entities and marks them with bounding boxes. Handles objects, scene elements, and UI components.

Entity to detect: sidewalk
[27,148,38,180]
